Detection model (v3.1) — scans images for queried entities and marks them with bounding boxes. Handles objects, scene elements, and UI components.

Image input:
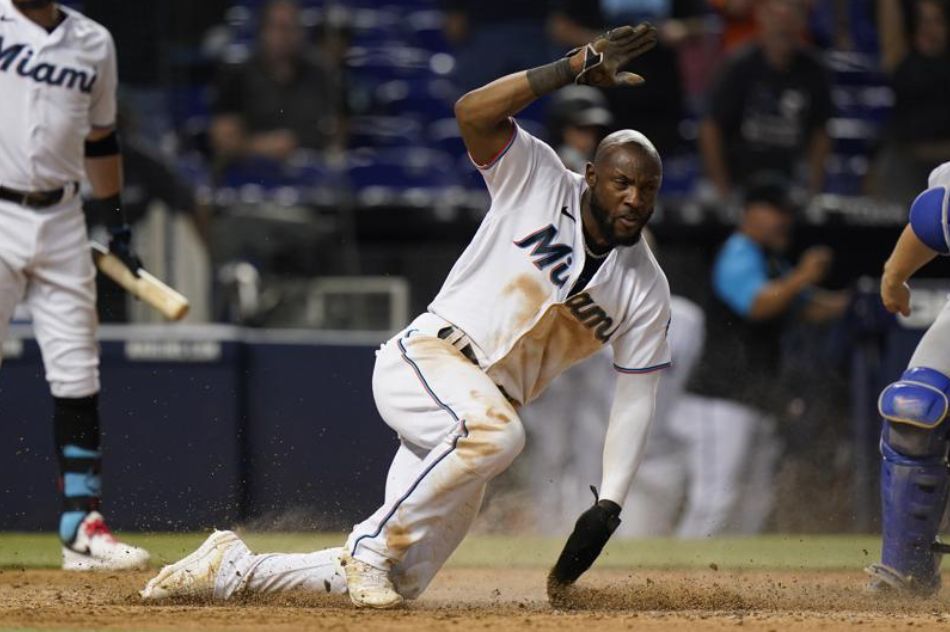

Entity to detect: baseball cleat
[341,553,404,609]
[62,511,150,571]
[865,563,941,597]
[140,530,241,600]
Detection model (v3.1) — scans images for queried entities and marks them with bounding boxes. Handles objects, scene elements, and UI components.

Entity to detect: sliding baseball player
[143,23,667,607]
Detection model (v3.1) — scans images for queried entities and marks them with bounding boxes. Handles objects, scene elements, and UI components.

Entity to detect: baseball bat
[90,242,190,321]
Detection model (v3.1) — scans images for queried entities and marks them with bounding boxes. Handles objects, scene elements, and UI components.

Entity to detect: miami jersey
[0,0,117,190]
[429,121,672,406]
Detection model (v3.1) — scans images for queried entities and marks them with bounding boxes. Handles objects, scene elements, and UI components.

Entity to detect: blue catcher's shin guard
[879,441,948,584]
[875,367,950,591]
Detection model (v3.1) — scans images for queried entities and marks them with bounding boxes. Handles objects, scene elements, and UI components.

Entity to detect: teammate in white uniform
[143,24,668,608]
[0,0,147,570]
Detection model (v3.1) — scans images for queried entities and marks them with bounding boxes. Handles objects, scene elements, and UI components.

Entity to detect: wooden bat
[91,242,190,321]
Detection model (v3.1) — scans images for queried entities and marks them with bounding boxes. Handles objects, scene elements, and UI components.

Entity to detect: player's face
[747,203,794,253]
[587,146,662,248]
[261,2,304,61]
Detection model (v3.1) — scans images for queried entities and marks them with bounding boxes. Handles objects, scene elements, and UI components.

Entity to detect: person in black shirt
[549,0,708,157]
[683,176,847,535]
[210,0,344,168]
[873,0,950,204]
[442,0,553,93]
[699,0,832,201]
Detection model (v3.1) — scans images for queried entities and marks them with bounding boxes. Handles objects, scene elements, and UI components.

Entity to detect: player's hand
[574,23,658,88]
[795,246,834,285]
[547,498,621,603]
[108,224,143,277]
[881,274,912,317]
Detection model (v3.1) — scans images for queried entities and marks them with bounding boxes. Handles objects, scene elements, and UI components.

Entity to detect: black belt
[437,326,480,366]
[0,184,71,209]
[436,325,521,407]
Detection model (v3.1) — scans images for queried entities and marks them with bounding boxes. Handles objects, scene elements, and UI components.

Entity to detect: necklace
[584,237,610,260]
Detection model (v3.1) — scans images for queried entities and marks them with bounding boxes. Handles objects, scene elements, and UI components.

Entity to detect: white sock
[246,547,347,596]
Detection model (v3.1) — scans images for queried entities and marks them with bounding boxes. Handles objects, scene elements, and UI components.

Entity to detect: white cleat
[341,552,404,609]
[140,530,241,600]
[62,511,150,571]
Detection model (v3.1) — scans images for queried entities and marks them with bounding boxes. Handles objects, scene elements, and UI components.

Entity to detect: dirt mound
[1,567,949,631]
[551,570,950,614]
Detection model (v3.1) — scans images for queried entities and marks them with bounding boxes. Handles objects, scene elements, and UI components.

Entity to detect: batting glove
[567,23,658,88]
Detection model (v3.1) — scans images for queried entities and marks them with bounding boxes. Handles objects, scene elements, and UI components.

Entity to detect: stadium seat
[348,116,426,149]
[375,78,456,121]
[345,147,462,207]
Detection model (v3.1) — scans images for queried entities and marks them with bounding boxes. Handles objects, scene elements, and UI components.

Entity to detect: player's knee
[467,417,525,477]
[879,367,950,457]
[496,417,526,465]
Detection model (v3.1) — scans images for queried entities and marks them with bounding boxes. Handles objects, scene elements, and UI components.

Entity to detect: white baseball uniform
[211,121,672,601]
[0,0,116,398]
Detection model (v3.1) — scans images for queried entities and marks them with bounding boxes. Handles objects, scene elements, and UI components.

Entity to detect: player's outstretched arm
[454,23,657,166]
[547,371,660,602]
[881,225,938,316]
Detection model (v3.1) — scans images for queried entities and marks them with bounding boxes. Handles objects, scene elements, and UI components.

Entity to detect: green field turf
[0,532,881,571]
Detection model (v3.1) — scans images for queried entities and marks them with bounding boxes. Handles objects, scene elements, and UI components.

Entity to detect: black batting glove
[107,224,143,276]
[567,23,657,88]
[548,494,622,599]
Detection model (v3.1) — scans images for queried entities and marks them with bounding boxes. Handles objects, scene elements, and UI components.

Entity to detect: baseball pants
[0,196,99,398]
[214,313,524,600]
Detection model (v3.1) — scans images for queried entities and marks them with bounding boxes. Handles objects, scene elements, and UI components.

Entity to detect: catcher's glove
[568,23,658,88]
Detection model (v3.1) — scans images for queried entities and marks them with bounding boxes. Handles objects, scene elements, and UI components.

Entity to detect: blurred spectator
[442,0,553,93]
[699,0,833,201]
[210,0,344,170]
[871,0,950,203]
[709,0,759,53]
[546,86,614,173]
[808,0,879,55]
[683,176,848,536]
[548,0,709,155]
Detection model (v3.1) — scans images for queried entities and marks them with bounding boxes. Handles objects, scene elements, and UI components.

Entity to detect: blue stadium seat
[375,78,455,121]
[346,45,433,80]
[346,147,461,207]
[428,118,466,158]
[348,116,426,149]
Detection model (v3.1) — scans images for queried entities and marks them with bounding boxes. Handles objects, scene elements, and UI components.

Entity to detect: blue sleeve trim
[473,121,518,170]
[614,362,672,374]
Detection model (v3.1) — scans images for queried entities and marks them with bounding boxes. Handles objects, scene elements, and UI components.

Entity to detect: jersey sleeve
[612,273,673,375]
[713,239,768,317]
[473,120,569,210]
[929,162,950,189]
[89,31,118,128]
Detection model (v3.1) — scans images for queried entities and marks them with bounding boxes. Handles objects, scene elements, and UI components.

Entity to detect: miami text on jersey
[513,224,574,287]
[565,292,618,343]
[0,37,96,93]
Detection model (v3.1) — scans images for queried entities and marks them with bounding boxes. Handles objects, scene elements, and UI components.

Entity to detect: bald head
[593,129,661,172]
[583,129,663,250]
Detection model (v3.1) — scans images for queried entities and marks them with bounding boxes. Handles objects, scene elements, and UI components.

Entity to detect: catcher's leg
[869,304,950,595]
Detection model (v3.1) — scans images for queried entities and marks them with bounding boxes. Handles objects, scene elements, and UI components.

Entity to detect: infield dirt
[1,567,948,631]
